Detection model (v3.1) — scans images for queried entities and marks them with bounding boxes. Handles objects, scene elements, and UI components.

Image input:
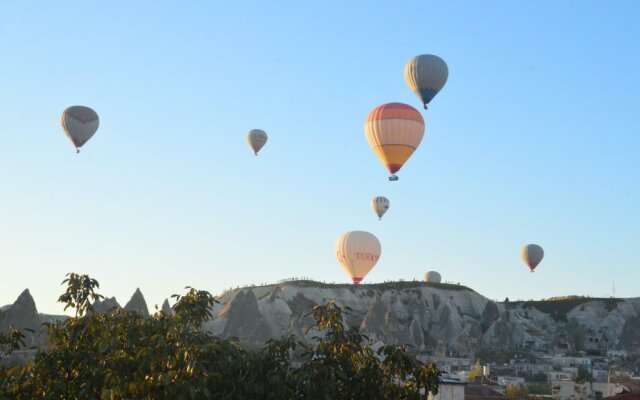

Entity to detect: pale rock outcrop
[92,297,121,314]
[5,280,640,357]
[161,298,173,316]
[124,288,150,318]
[220,290,272,344]
[0,289,41,347]
[203,281,640,355]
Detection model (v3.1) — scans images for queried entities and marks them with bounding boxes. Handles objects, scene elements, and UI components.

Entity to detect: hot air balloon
[404,54,448,110]
[335,231,381,285]
[61,106,99,153]
[247,129,268,155]
[365,103,425,181]
[521,244,544,273]
[371,196,390,220]
[423,271,442,283]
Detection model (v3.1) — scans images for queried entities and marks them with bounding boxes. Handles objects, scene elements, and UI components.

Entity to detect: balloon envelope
[247,129,268,155]
[371,196,390,220]
[521,244,544,272]
[365,103,425,178]
[423,271,441,283]
[404,54,448,109]
[61,106,99,152]
[335,231,381,284]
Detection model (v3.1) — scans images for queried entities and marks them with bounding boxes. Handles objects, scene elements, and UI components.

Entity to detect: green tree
[295,301,440,399]
[575,366,592,383]
[57,273,104,317]
[0,326,27,357]
[528,383,551,395]
[468,359,483,382]
[506,383,530,400]
[0,274,441,399]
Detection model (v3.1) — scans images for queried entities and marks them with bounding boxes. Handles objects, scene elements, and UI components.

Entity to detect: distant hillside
[265,279,473,292]
[509,296,624,322]
[206,280,640,356]
[3,280,640,361]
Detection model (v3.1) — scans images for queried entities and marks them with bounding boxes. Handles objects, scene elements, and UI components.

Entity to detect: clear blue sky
[1,1,638,314]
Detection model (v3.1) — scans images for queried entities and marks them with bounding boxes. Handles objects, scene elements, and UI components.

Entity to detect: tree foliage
[575,366,592,383]
[528,383,551,395]
[505,383,530,400]
[0,327,28,358]
[467,359,483,382]
[1,273,441,399]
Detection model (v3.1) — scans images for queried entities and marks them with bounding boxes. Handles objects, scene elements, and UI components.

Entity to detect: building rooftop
[465,385,507,400]
[605,392,640,400]
[440,376,467,385]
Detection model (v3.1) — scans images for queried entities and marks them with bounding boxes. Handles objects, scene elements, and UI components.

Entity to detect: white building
[592,369,609,383]
[548,371,573,382]
[551,356,592,368]
[550,381,625,400]
[428,376,466,400]
[497,376,525,386]
[418,356,472,374]
[607,350,628,359]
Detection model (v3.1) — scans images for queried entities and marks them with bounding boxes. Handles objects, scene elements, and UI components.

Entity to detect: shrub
[0,273,440,399]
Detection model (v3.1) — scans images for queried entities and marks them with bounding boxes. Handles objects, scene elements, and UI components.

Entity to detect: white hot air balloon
[247,129,268,155]
[61,106,100,153]
[371,196,390,220]
[423,271,441,283]
[335,231,381,285]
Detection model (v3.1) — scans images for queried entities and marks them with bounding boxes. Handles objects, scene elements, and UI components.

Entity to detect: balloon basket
[388,175,398,181]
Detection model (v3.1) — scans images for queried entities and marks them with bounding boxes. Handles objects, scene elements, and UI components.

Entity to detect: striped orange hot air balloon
[365,103,425,181]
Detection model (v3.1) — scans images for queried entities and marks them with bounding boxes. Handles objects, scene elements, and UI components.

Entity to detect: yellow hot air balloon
[521,244,544,273]
[365,103,425,181]
[404,54,449,110]
[61,106,99,153]
[371,196,390,220]
[247,129,268,155]
[335,231,381,285]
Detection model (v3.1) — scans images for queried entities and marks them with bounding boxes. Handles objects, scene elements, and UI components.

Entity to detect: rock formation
[205,281,640,356]
[3,281,640,358]
[219,290,272,343]
[92,297,121,314]
[161,298,173,316]
[124,288,150,318]
[0,289,41,347]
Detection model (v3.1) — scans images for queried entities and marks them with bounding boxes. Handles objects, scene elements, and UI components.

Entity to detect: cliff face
[0,290,42,347]
[3,282,640,357]
[0,290,67,354]
[205,281,640,355]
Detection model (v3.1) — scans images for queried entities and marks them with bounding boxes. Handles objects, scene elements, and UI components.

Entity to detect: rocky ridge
[3,281,640,358]
[205,281,640,356]
[0,288,157,354]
